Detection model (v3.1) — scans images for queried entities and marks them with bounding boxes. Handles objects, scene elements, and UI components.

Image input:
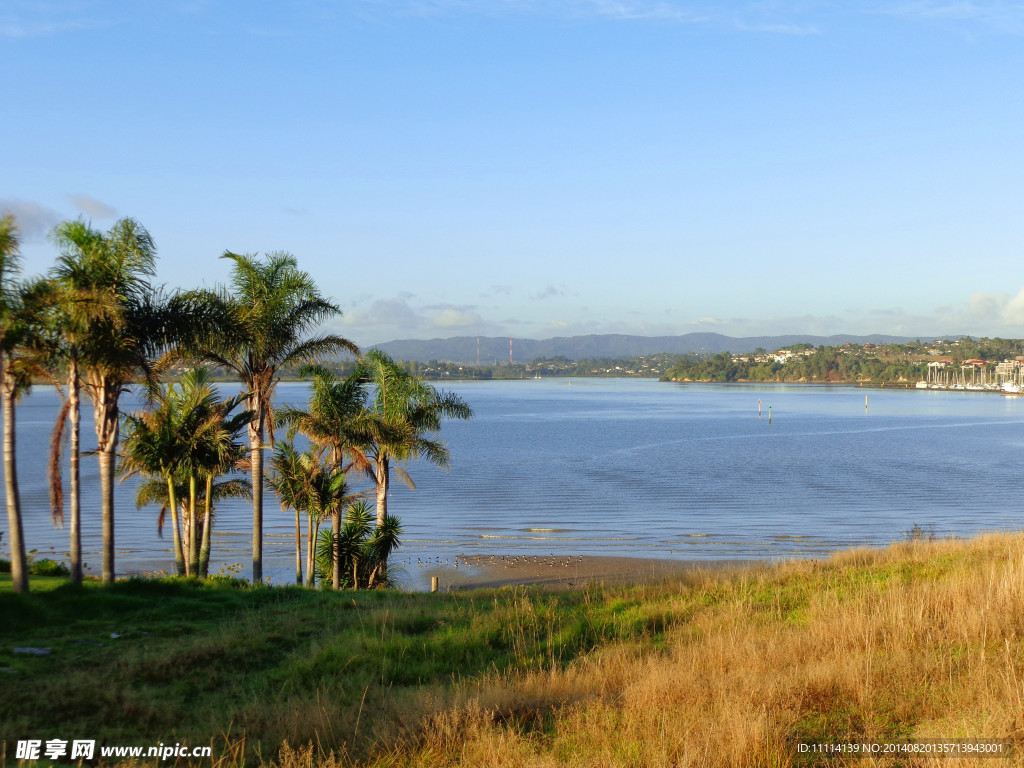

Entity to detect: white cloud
[336,285,1024,348]
[997,288,1024,325]
[530,283,569,300]
[431,308,484,328]
[926,288,1024,331]
[0,198,63,242]
[336,294,491,343]
[67,194,118,219]
[339,295,422,329]
[675,293,1024,340]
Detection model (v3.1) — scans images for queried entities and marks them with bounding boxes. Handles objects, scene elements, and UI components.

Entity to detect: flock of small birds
[397,554,586,569]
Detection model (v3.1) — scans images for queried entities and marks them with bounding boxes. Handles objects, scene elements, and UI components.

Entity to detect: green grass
[0,573,71,593]
[2,536,1016,767]
[0,575,677,765]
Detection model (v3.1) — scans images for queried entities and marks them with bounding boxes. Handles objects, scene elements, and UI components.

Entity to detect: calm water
[7,379,1024,587]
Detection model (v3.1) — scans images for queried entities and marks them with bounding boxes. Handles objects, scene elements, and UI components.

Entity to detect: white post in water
[758,399,762,418]
[431,576,439,593]
[865,394,869,412]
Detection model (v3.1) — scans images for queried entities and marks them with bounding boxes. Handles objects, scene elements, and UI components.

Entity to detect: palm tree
[278,366,370,589]
[121,368,250,577]
[268,442,309,585]
[0,213,27,591]
[190,372,252,578]
[77,219,159,584]
[48,221,119,585]
[269,442,350,587]
[132,475,251,577]
[356,350,472,534]
[50,217,190,584]
[191,252,358,584]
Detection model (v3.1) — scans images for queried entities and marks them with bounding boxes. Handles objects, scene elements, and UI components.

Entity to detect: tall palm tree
[50,218,188,584]
[191,252,358,584]
[48,221,119,585]
[0,213,28,592]
[79,219,159,584]
[278,366,369,589]
[357,350,472,533]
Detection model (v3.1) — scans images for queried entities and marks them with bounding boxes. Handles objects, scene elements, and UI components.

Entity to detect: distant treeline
[663,349,924,384]
[207,338,1024,386]
[381,354,685,380]
[662,338,1024,385]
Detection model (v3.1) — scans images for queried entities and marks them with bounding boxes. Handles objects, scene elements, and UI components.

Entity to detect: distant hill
[370,333,923,363]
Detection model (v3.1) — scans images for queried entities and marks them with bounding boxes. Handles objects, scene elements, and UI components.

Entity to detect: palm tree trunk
[294,508,302,585]
[95,393,119,585]
[68,360,82,586]
[188,473,199,576]
[331,509,340,590]
[199,475,213,578]
[375,456,389,529]
[2,356,28,593]
[166,477,185,576]
[181,510,190,576]
[374,456,391,573]
[305,513,316,587]
[98,446,116,583]
[331,448,341,591]
[249,419,264,584]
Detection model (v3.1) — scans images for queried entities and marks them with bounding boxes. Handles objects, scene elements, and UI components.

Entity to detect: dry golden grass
[341,534,1024,767]
[110,533,1024,767]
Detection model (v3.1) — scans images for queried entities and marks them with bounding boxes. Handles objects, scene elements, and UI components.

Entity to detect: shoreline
[111,552,764,589]
[416,554,761,591]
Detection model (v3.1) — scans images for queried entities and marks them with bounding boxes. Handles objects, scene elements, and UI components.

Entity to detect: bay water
[7,378,1024,588]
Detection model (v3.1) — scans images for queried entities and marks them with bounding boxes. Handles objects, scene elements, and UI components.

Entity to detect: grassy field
[3,533,1024,767]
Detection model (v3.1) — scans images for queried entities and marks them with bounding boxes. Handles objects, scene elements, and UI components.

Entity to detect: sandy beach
[418,553,758,591]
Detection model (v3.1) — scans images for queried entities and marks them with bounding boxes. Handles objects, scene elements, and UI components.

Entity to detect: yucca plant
[314,500,403,589]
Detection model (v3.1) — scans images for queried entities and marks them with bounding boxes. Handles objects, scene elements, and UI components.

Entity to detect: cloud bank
[0,199,63,242]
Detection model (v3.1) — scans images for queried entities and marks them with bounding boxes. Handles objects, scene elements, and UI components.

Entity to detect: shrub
[29,558,70,577]
[903,522,938,543]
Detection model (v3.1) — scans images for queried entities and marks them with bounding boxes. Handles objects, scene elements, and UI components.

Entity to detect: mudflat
[419,554,759,591]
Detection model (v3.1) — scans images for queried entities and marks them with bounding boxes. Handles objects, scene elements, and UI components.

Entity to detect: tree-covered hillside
[662,338,1024,385]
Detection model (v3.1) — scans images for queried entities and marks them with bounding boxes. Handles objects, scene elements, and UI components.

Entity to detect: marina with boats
[915,358,1024,394]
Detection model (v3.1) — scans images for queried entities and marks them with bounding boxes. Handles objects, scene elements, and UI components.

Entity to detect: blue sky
[3,1,1024,347]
